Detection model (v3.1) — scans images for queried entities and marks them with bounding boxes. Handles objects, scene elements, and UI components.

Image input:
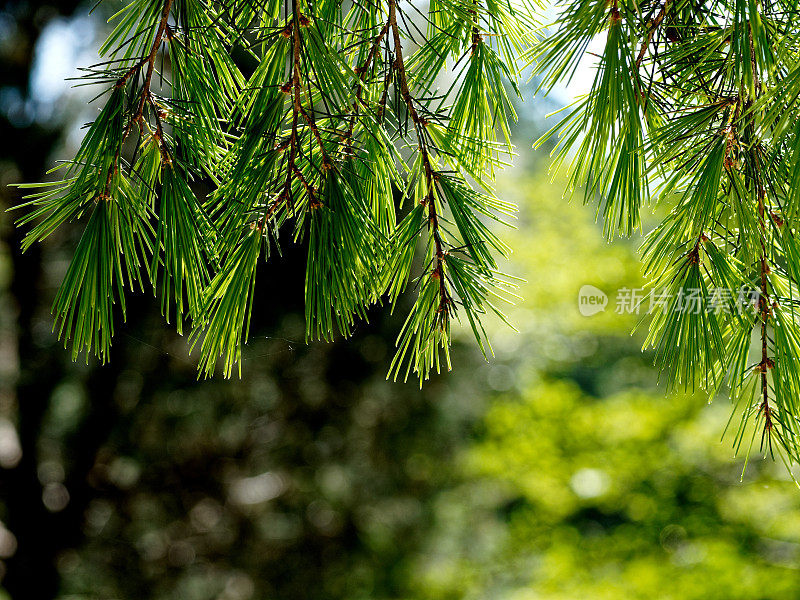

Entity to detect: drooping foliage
[535,0,800,467]
[15,0,534,382]
[18,0,800,472]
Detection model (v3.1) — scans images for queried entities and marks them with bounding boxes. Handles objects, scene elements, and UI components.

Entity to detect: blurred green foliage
[29,168,800,600]
[406,174,800,600]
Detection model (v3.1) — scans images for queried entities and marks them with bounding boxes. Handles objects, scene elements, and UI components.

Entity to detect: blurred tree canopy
[407,176,800,600]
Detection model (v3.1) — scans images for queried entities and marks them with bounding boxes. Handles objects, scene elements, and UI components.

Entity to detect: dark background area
[0,2,485,597]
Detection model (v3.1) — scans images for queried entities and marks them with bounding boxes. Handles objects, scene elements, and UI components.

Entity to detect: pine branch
[388,0,451,322]
[15,0,524,383]
[535,0,800,470]
[283,3,305,210]
[343,18,390,152]
[635,0,669,68]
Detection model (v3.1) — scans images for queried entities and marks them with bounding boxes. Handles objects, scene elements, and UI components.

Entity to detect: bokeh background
[2,2,800,599]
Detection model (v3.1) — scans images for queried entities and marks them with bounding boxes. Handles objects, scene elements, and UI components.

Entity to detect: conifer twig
[388,0,451,322]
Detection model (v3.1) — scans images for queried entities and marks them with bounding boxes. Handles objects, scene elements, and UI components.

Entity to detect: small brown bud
[761,357,776,371]
[665,26,680,42]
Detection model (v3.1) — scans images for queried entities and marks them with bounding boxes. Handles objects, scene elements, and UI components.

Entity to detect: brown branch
[270,6,327,223]
[133,0,175,125]
[388,0,450,321]
[745,34,774,443]
[388,0,427,141]
[376,67,392,123]
[470,0,482,56]
[343,20,391,153]
[756,165,773,437]
[148,95,171,164]
[636,0,670,68]
[298,105,331,170]
[114,57,149,89]
[281,8,304,211]
[101,0,174,199]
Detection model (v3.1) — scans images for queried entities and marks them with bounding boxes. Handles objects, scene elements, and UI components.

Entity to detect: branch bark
[387,0,451,320]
